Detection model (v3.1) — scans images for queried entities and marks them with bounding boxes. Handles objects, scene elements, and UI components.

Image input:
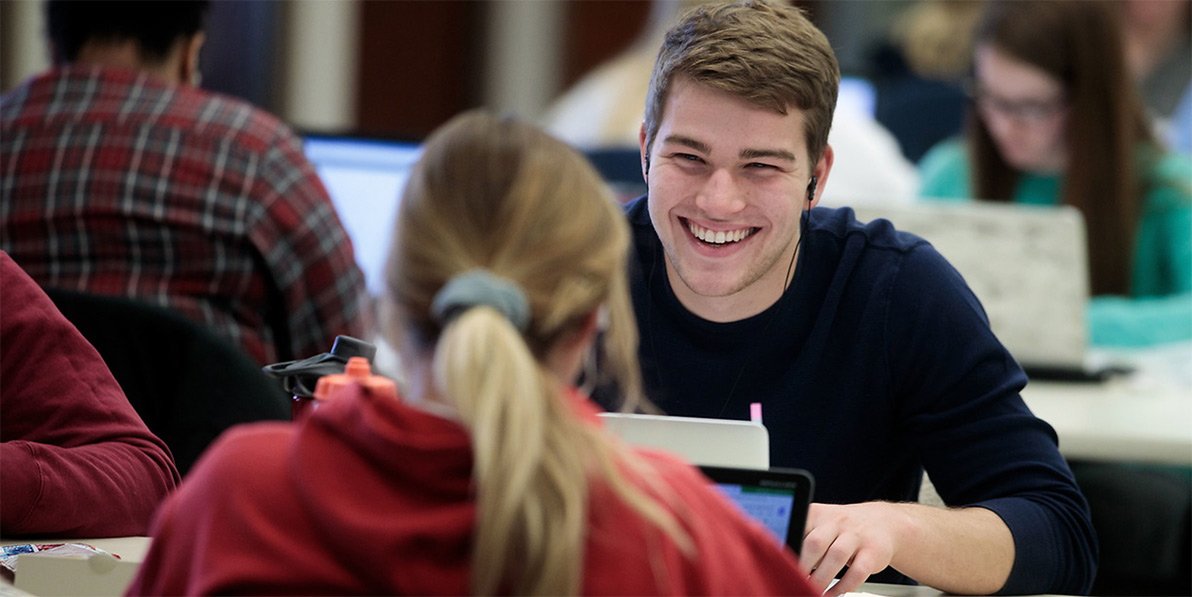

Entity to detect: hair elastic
[431,269,531,332]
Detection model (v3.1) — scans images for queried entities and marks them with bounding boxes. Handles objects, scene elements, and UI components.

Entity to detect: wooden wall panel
[356,0,486,139]
[560,1,651,90]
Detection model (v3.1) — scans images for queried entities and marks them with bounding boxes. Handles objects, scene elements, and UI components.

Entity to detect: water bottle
[262,335,378,420]
[311,356,397,411]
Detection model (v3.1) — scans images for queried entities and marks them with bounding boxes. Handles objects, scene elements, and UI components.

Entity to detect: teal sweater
[918,140,1192,347]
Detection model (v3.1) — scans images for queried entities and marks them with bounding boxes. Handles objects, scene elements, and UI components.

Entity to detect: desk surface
[851,583,947,596]
[1,537,149,563]
[5,536,920,595]
[2,537,1073,596]
[1021,377,1192,466]
[2,537,148,596]
[377,334,1192,467]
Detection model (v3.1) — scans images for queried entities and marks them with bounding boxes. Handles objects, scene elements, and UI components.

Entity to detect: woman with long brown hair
[919,0,1191,348]
[127,111,816,596]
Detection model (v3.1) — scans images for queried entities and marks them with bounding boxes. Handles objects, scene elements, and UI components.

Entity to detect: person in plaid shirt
[0,0,369,366]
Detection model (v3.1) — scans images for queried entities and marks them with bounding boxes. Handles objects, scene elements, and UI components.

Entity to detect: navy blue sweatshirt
[615,196,1097,594]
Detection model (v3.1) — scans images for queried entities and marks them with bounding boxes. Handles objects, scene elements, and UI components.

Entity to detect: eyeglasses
[966,82,1068,124]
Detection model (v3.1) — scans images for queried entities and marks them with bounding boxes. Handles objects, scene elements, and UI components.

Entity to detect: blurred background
[0,0,914,141]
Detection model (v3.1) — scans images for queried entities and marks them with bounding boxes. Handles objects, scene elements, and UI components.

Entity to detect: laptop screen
[303,134,423,297]
[851,202,1089,372]
[838,75,877,118]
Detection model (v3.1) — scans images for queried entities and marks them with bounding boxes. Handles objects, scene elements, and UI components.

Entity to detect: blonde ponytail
[434,306,582,594]
[388,111,693,595]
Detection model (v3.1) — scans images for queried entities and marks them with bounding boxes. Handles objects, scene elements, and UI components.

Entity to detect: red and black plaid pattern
[1,66,368,366]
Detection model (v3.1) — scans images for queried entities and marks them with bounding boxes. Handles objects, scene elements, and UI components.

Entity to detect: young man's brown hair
[643,0,840,166]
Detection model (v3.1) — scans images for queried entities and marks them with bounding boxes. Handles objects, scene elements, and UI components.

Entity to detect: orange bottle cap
[313,357,396,401]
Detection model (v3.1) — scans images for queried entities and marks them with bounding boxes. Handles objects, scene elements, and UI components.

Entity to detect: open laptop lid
[699,466,814,555]
[598,412,770,470]
[851,202,1090,373]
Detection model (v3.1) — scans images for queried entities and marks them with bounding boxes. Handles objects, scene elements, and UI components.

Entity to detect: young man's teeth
[689,222,752,244]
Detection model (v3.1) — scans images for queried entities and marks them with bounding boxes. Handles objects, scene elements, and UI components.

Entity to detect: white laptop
[851,202,1098,378]
[598,412,770,469]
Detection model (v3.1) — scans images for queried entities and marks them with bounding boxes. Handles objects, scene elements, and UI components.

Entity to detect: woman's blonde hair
[384,111,689,595]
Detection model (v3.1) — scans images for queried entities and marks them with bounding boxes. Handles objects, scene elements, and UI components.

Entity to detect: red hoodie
[128,384,816,595]
[0,251,179,537]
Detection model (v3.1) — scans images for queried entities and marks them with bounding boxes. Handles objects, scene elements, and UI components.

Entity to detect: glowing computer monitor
[303,134,423,296]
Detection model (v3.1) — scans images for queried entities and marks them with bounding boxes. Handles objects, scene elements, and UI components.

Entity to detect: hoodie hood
[282,384,606,592]
[288,385,478,592]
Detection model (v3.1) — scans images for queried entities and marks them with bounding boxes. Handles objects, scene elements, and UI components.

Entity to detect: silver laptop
[598,412,770,469]
[851,202,1092,375]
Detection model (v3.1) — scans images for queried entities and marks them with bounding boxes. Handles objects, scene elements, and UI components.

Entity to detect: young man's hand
[801,500,1014,596]
[801,502,901,595]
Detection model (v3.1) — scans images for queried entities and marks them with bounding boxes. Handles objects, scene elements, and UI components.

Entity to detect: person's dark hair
[967,0,1156,295]
[47,0,210,65]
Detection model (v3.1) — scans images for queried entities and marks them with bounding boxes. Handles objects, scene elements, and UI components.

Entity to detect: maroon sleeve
[0,251,180,537]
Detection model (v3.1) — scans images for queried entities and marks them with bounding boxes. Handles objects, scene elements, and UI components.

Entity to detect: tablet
[699,465,815,555]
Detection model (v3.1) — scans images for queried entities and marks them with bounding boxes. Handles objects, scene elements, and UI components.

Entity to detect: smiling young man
[645,74,828,322]
[614,1,1098,595]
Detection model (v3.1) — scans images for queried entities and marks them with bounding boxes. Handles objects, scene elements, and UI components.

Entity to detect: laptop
[699,466,814,555]
[304,136,647,293]
[598,412,770,469]
[303,134,423,297]
[850,202,1112,381]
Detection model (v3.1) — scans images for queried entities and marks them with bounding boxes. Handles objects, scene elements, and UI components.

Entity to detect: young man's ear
[639,122,650,185]
[806,144,834,209]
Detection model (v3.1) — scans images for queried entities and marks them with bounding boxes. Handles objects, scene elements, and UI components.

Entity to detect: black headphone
[643,153,651,183]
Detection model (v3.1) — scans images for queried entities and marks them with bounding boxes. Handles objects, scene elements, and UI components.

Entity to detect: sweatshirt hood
[286,385,477,590]
[280,383,606,591]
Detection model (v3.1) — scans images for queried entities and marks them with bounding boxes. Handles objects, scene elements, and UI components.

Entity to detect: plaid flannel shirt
[1,66,368,366]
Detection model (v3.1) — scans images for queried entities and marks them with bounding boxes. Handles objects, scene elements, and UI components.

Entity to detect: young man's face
[641,76,829,322]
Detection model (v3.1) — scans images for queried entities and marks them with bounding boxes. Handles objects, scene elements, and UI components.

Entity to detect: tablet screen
[712,482,797,545]
[698,465,814,555]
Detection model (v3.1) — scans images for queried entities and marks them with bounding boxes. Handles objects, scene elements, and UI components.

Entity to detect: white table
[1,537,148,596]
[1021,377,1192,466]
[2,537,1074,597]
[851,582,1067,596]
[1,536,149,563]
[851,583,947,596]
